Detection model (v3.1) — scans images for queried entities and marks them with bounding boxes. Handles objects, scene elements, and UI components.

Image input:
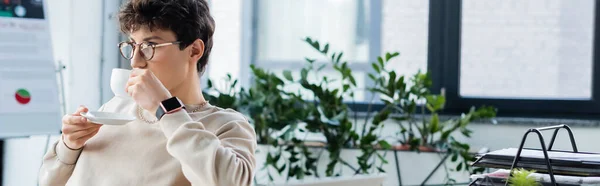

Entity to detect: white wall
[3,136,60,186]
[466,122,600,152]
[208,0,242,88]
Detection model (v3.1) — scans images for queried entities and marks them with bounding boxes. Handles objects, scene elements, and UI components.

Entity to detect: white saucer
[80,111,136,125]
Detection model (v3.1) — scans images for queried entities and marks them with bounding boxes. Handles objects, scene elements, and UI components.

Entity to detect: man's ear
[189,39,205,63]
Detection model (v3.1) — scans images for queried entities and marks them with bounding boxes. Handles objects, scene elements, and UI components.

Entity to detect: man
[38,0,256,185]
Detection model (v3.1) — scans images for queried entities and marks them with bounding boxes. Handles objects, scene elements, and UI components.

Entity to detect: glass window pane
[382,0,429,78]
[256,0,370,63]
[460,0,594,99]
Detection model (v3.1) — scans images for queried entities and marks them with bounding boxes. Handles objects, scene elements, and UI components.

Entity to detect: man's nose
[130,48,147,69]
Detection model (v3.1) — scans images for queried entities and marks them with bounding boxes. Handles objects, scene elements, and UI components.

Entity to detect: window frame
[435,0,600,119]
[0,140,4,184]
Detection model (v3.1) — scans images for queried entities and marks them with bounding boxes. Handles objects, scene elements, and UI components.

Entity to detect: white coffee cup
[110,68,131,98]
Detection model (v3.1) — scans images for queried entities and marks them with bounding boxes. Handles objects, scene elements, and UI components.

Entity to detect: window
[255,0,372,102]
[252,0,600,117]
[256,0,370,63]
[253,0,430,104]
[382,0,429,79]
[438,0,600,117]
[460,0,594,100]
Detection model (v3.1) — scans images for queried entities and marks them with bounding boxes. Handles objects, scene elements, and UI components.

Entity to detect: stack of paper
[469,148,600,185]
[472,148,600,176]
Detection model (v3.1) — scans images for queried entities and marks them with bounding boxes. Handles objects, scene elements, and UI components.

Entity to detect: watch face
[162,97,183,111]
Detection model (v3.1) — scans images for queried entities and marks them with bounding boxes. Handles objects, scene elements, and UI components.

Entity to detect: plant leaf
[305,37,313,45]
[318,64,327,71]
[430,113,440,133]
[371,63,381,73]
[207,79,214,89]
[368,73,377,81]
[266,153,274,164]
[343,84,350,92]
[231,79,238,89]
[301,68,308,80]
[473,167,486,174]
[385,53,392,61]
[283,70,294,81]
[312,41,320,51]
[336,52,344,63]
[295,166,304,180]
[392,116,409,121]
[376,153,389,164]
[322,43,329,54]
[378,140,392,149]
[441,130,452,141]
[290,156,299,163]
[369,88,389,96]
[387,71,396,94]
[278,164,287,173]
[451,152,458,162]
[385,52,399,61]
[349,76,357,86]
[426,95,446,111]
[331,52,336,62]
[274,153,281,162]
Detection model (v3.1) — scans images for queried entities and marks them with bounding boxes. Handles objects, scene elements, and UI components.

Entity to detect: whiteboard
[0,0,62,138]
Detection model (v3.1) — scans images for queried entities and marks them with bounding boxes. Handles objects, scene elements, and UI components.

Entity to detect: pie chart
[15,88,31,104]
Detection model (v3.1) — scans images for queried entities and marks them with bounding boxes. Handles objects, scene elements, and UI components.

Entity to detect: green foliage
[300,37,362,176]
[508,169,540,186]
[202,74,239,110]
[240,65,309,144]
[205,36,498,183]
[366,50,497,179]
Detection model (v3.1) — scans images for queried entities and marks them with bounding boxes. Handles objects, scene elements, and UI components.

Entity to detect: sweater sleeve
[38,137,84,186]
[38,105,105,186]
[158,110,257,186]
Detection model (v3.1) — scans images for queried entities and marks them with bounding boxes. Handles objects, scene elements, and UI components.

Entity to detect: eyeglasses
[118,41,181,61]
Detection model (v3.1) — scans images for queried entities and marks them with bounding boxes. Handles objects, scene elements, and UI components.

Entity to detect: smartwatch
[155,97,185,120]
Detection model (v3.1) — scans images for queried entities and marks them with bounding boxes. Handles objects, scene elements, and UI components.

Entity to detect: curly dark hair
[118,0,215,74]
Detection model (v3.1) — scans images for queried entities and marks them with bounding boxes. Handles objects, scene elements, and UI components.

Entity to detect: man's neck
[169,73,206,106]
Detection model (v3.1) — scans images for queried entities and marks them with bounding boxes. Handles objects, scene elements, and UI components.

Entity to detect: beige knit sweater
[38,97,257,186]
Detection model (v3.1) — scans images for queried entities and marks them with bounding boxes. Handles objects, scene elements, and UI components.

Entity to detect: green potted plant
[203,68,318,182]
[260,38,392,181]
[240,65,309,145]
[366,52,496,173]
[206,36,497,185]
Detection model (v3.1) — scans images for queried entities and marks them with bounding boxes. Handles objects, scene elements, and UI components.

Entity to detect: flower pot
[269,174,387,186]
[254,144,470,186]
[393,144,438,152]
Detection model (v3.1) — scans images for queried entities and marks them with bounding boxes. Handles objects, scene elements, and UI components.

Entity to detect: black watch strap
[155,106,166,120]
